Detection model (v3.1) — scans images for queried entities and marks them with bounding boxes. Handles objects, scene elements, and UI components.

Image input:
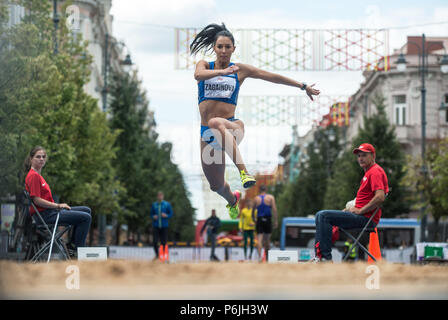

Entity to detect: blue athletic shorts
[201,117,238,150]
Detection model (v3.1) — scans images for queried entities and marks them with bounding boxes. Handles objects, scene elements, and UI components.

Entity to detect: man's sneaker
[309,256,332,263]
[66,243,77,259]
[240,170,256,189]
[226,190,241,219]
[309,257,320,263]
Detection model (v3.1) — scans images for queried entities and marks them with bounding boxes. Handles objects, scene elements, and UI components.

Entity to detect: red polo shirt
[355,163,389,225]
[25,169,54,215]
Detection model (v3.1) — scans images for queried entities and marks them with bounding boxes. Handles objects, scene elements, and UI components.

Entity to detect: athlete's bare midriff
[199,100,237,126]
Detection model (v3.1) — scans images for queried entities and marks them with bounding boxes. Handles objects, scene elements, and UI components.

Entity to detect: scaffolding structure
[176,28,389,71]
[236,94,350,127]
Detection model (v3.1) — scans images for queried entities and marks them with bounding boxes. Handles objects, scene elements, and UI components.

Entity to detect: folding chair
[339,194,388,262]
[339,208,379,262]
[23,190,72,263]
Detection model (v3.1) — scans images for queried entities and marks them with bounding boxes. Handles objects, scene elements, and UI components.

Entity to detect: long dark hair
[190,23,235,55]
[24,146,46,173]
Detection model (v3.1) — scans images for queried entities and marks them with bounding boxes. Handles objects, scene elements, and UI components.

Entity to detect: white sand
[1,260,447,299]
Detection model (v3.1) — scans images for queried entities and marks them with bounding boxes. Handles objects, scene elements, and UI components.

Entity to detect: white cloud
[433,7,448,22]
[111,0,216,26]
[110,0,218,54]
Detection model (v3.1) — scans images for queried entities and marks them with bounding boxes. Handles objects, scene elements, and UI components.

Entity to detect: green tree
[108,70,195,243]
[107,70,149,243]
[0,0,122,238]
[152,142,196,242]
[403,138,448,240]
[323,150,361,209]
[433,138,448,210]
[273,126,343,240]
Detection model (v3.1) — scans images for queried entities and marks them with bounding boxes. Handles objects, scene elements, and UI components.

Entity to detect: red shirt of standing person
[312,143,389,263]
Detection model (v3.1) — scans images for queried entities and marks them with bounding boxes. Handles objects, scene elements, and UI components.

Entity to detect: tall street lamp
[395,33,448,241]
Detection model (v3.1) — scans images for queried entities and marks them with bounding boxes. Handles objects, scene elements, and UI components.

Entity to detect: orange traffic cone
[164,244,169,263]
[159,244,165,262]
[368,228,381,264]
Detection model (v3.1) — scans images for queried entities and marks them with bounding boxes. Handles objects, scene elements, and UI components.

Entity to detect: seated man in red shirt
[312,143,389,263]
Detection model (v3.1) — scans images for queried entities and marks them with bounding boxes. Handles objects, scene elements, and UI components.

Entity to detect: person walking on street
[201,209,221,261]
[255,185,278,262]
[150,191,173,262]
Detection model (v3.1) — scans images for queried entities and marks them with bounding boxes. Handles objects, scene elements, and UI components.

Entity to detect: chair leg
[57,239,70,260]
[341,231,358,261]
[31,241,49,263]
[46,213,60,263]
[53,231,69,256]
[31,240,62,263]
[31,227,72,263]
[353,240,376,262]
[341,229,377,262]
[57,227,72,260]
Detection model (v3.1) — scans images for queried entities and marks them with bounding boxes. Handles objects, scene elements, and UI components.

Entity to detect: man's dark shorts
[256,216,272,234]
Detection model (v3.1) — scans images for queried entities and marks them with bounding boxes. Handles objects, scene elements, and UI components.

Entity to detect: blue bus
[280,217,420,263]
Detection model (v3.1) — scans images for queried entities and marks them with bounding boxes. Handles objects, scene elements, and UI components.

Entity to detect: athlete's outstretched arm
[194,60,239,81]
[237,63,320,100]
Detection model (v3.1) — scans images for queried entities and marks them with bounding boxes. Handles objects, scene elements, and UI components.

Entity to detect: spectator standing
[150,191,173,262]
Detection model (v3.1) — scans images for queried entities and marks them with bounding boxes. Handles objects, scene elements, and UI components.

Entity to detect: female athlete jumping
[191,23,320,219]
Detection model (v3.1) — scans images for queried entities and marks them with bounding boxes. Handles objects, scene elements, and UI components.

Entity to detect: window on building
[393,95,407,126]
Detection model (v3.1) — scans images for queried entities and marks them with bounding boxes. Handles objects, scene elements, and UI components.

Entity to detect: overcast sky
[109,0,448,219]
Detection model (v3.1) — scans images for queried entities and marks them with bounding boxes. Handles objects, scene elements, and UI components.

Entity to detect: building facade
[6,2,25,28]
[279,124,318,182]
[281,35,448,182]
[67,0,128,111]
[6,0,155,128]
[347,36,448,157]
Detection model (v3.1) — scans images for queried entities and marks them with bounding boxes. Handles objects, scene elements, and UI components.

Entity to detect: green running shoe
[226,190,241,219]
[240,170,256,189]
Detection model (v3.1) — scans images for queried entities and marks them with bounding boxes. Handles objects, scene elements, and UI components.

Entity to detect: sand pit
[1,260,447,300]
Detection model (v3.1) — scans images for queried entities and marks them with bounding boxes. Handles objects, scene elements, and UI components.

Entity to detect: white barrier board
[268,250,298,264]
[77,247,108,261]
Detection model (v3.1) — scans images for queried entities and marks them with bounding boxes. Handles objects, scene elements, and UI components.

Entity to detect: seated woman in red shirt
[24,146,91,253]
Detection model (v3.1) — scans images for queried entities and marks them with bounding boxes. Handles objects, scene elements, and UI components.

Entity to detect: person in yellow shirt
[239,199,257,260]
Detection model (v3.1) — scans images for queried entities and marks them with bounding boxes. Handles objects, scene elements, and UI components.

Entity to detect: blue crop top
[197,61,240,106]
